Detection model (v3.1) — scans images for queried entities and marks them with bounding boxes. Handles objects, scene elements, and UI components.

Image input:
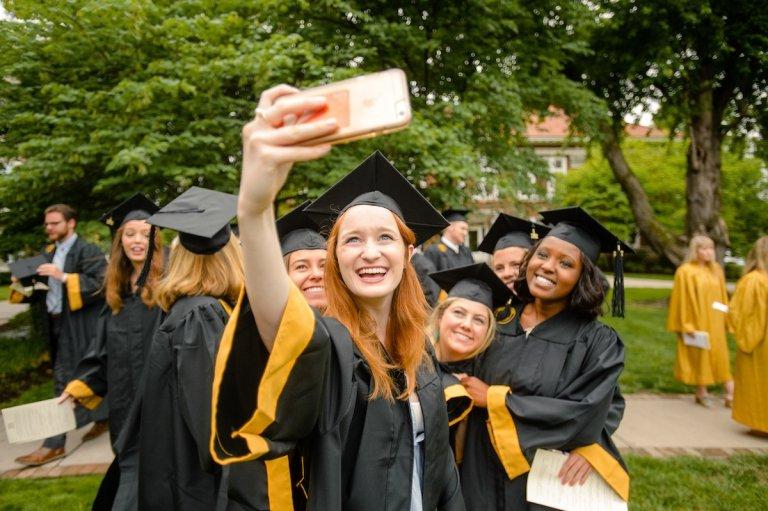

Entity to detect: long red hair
[324,210,430,401]
[104,224,164,313]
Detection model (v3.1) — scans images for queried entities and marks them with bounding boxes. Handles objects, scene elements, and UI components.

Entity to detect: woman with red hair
[210,86,465,510]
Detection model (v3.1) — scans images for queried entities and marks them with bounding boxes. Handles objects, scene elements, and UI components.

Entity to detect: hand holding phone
[276,68,413,145]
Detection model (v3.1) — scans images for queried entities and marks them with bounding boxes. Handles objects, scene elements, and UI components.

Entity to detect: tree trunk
[686,86,730,259]
[600,126,686,265]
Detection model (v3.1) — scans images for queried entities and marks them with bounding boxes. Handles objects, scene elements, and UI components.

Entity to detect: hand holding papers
[682,331,711,349]
[527,449,627,511]
[2,398,76,444]
[712,301,729,313]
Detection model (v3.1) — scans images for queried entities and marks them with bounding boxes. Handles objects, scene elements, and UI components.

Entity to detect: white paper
[527,449,628,511]
[2,398,76,444]
[712,301,729,313]
[9,281,32,298]
[682,330,710,349]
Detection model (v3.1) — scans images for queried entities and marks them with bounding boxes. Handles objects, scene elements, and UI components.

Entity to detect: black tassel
[135,225,156,289]
[611,243,625,318]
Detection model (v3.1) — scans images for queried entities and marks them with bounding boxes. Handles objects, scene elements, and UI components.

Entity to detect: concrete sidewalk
[1,393,766,480]
[0,301,27,327]
[614,393,768,458]
[0,421,113,479]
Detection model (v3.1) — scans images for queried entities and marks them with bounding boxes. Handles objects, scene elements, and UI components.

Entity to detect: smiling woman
[210,84,463,511]
[453,206,632,511]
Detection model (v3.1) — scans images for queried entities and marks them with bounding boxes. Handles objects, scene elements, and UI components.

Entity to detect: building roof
[524,108,675,141]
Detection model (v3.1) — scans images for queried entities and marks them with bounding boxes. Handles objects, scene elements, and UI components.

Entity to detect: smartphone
[289,69,412,145]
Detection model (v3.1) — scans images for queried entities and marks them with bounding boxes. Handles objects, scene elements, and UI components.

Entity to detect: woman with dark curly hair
[457,207,630,511]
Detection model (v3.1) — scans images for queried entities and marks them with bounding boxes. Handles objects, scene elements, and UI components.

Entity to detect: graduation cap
[99,193,159,231]
[429,263,512,310]
[477,213,551,254]
[304,151,448,246]
[276,200,327,257]
[8,254,49,285]
[442,208,469,223]
[538,206,634,318]
[148,186,237,255]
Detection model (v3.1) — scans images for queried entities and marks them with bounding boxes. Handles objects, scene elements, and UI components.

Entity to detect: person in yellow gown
[667,235,733,407]
[729,236,768,436]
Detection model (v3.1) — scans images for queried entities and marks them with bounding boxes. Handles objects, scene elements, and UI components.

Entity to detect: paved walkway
[1,394,766,480]
[0,301,27,327]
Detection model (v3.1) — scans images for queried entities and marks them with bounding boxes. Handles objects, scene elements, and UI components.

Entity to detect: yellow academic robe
[667,262,732,385]
[729,270,768,432]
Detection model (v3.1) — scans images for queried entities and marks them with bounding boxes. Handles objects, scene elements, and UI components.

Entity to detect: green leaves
[0,0,597,256]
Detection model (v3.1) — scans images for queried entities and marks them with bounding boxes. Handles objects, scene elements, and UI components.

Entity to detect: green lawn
[0,455,765,510]
[0,475,101,510]
[0,286,9,301]
[0,380,53,409]
[602,288,736,394]
[603,288,689,394]
[0,309,50,406]
[627,454,768,510]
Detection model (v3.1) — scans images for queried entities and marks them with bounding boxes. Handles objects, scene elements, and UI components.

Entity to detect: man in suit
[14,204,109,466]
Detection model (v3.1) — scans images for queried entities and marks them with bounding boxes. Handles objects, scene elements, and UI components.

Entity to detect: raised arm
[238,85,338,349]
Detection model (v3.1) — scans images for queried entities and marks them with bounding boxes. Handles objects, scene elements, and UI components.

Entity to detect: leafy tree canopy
[555,139,768,258]
[0,0,597,256]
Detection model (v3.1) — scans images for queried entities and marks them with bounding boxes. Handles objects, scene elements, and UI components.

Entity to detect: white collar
[441,236,460,254]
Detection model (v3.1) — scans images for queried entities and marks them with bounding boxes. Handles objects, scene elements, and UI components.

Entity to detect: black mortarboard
[277,200,327,257]
[147,186,237,255]
[99,193,159,231]
[304,151,448,246]
[429,263,512,310]
[8,254,49,285]
[477,213,551,254]
[442,208,469,223]
[538,206,634,317]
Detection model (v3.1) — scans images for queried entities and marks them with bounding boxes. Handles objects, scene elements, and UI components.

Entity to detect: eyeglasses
[43,220,65,227]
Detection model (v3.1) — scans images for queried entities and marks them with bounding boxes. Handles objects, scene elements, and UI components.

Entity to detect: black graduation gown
[411,252,441,307]
[55,238,109,421]
[66,294,165,449]
[132,295,232,511]
[211,285,466,510]
[457,306,629,511]
[423,242,474,272]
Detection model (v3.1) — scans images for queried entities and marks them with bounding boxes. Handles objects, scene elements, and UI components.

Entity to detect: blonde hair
[428,296,497,362]
[745,236,768,274]
[155,233,244,311]
[684,235,716,264]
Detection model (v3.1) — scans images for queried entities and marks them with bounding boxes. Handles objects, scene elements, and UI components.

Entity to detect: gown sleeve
[64,306,110,409]
[666,265,698,334]
[730,272,768,354]
[440,371,473,427]
[210,284,332,465]
[485,324,628,500]
[176,301,231,473]
[66,243,107,312]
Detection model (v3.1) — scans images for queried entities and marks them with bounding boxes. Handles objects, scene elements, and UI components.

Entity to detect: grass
[0,455,764,510]
[626,454,768,510]
[603,288,737,394]
[0,475,101,510]
[603,288,688,394]
[0,316,47,376]
[0,286,9,301]
[625,272,674,281]
[0,309,51,405]
[602,289,690,394]
[0,380,53,409]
